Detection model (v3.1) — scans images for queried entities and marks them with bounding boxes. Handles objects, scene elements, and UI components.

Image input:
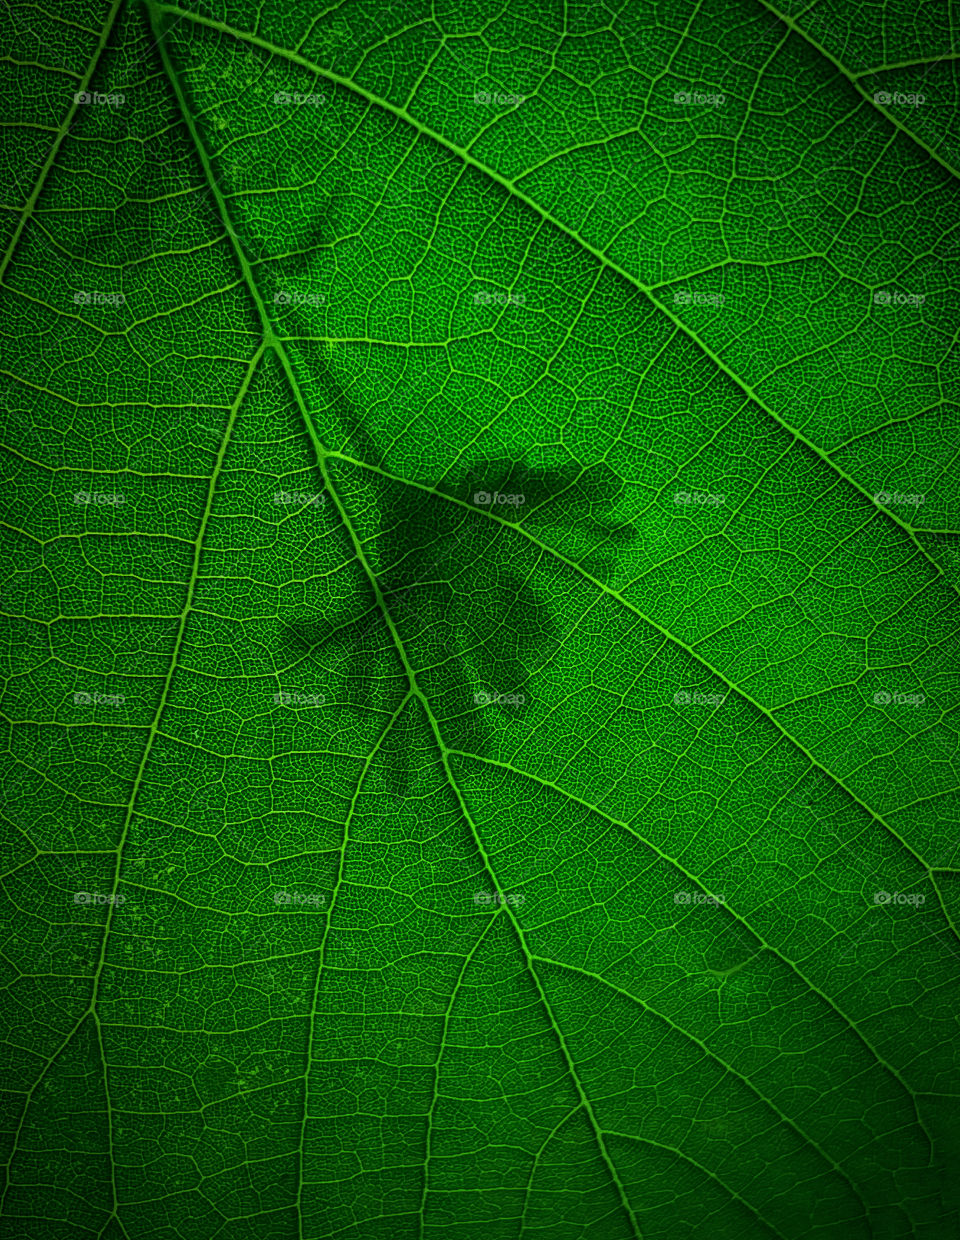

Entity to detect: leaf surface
[1,1,959,1237]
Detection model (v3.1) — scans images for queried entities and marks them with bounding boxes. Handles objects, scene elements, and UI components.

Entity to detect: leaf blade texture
[0,1,958,1237]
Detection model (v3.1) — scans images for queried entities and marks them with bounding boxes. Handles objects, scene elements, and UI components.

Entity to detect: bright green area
[0,0,958,1236]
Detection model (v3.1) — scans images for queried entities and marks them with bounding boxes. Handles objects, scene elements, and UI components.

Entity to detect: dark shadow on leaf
[279,368,637,792]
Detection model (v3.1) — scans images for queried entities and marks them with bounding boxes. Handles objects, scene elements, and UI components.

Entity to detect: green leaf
[1,0,958,1237]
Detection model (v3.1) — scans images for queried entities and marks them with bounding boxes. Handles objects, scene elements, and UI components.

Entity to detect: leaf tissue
[0,0,958,1236]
